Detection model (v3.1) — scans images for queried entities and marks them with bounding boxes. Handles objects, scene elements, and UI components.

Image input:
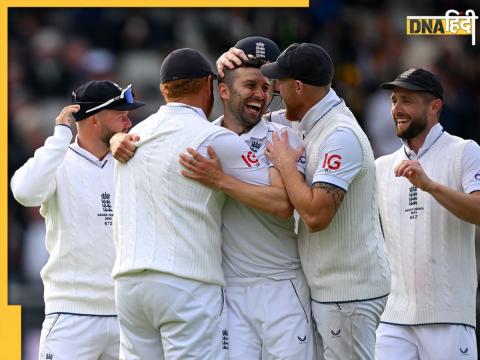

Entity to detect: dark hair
[220,57,268,87]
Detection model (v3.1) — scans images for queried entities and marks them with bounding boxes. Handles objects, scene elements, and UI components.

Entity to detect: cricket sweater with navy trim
[11,125,116,315]
[376,131,477,327]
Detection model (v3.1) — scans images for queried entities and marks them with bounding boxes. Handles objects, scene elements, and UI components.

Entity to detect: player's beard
[394,112,428,140]
[101,126,127,149]
[283,98,301,121]
[227,92,265,131]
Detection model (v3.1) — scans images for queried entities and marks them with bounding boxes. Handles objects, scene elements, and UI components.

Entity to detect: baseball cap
[160,48,217,84]
[234,36,280,63]
[71,80,145,121]
[380,68,444,100]
[260,43,334,86]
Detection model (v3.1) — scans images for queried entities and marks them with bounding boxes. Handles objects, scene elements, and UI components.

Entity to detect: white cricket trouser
[115,271,228,360]
[376,322,478,360]
[312,295,387,360]
[226,270,317,360]
[38,314,119,360]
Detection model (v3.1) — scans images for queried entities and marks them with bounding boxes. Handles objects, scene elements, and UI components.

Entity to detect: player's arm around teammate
[179,145,294,218]
[110,119,295,219]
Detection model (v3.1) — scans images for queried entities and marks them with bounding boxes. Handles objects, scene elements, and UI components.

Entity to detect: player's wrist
[422,179,439,193]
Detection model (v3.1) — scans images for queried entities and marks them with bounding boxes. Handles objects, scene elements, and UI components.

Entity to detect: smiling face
[390,87,440,141]
[221,67,271,131]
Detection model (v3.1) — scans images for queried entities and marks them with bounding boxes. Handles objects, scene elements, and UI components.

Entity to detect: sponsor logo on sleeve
[322,153,342,171]
[241,151,260,167]
[474,172,480,181]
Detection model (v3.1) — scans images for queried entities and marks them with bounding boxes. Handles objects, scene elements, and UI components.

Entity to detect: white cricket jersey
[311,127,362,191]
[294,88,363,191]
[113,104,270,284]
[214,117,305,279]
[267,109,291,127]
[402,123,480,194]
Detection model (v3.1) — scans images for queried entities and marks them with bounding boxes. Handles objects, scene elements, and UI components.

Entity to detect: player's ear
[88,114,101,127]
[218,82,229,101]
[431,98,443,117]
[294,80,303,95]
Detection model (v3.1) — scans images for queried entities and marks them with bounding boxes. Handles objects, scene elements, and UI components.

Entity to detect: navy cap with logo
[380,68,444,100]
[234,36,280,63]
[260,43,334,86]
[160,48,217,84]
[71,80,145,121]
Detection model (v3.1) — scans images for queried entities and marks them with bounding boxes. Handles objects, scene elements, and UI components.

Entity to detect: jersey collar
[403,123,443,159]
[70,138,112,168]
[299,88,342,135]
[214,115,269,141]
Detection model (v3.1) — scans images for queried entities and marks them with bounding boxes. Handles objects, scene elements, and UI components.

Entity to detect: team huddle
[10,36,480,360]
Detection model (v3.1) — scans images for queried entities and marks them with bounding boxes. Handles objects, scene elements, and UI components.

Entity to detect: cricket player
[11,80,144,360]
[112,48,292,360]
[179,36,317,360]
[375,68,480,360]
[261,43,391,360]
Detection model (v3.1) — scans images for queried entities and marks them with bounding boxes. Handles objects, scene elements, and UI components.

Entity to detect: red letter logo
[241,151,260,167]
[322,154,342,170]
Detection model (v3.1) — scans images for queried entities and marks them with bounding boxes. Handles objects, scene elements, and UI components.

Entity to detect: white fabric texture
[376,131,477,327]
[39,314,119,360]
[11,125,117,315]
[298,96,391,303]
[225,271,316,360]
[311,127,363,191]
[312,296,387,360]
[376,322,477,360]
[112,104,268,285]
[213,117,304,279]
[115,272,228,360]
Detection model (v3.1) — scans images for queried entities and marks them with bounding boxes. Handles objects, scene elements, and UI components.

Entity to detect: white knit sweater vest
[113,105,228,285]
[299,101,391,302]
[376,132,476,327]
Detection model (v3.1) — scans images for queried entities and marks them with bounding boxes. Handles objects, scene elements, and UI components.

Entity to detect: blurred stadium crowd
[7,3,479,358]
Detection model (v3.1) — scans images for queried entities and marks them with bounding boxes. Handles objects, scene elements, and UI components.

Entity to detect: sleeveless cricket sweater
[299,101,391,302]
[376,132,476,327]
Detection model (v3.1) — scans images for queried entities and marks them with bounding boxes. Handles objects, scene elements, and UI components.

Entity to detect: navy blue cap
[380,68,444,100]
[234,36,280,63]
[160,48,217,84]
[261,43,334,86]
[71,80,145,121]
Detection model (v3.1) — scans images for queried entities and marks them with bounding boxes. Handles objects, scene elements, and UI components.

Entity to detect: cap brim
[261,62,289,80]
[109,101,146,111]
[380,80,427,92]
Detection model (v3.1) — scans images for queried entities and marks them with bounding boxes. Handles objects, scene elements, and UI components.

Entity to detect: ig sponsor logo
[475,173,480,181]
[322,153,342,171]
[241,151,260,168]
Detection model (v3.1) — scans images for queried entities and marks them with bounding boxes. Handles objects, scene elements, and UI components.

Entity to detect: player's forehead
[391,87,422,99]
[234,67,270,84]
